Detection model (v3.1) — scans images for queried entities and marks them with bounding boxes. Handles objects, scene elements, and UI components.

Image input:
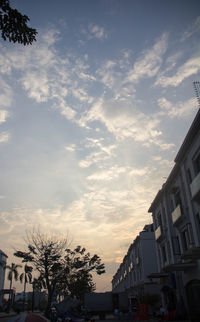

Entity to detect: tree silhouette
[20,264,33,311]
[0,0,37,45]
[5,263,22,299]
[14,231,105,317]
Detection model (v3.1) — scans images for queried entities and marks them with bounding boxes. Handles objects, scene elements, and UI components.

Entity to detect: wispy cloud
[65,144,77,152]
[126,33,168,83]
[79,138,116,168]
[0,29,95,122]
[155,56,200,87]
[0,131,10,143]
[181,16,200,42]
[87,166,126,181]
[0,78,13,108]
[157,97,197,118]
[81,23,108,40]
[0,110,9,123]
[82,97,163,146]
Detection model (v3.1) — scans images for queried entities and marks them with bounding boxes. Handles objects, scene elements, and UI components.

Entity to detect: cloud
[87,165,150,182]
[164,52,183,73]
[54,99,77,121]
[152,139,175,150]
[0,78,13,108]
[21,71,50,103]
[79,138,116,168]
[87,166,126,181]
[0,29,181,155]
[157,97,197,118]
[127,33,168,83]
[181,16,200,42]
[0,29,94,123]
[81,24,108,40]
[155,56,200,87]
[0,131,10,143]
[82,97,163,146]
[96,60,117,89]
[0,110,9,123]
[65,144,76,152]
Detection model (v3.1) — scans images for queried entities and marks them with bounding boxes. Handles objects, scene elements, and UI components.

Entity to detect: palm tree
[6,263,22,299]
[31,276,44,312]
[20,264,33,310]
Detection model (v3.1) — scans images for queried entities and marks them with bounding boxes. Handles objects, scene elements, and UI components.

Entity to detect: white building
[0,249,8,306]
[112,224,160,302]
[148,108,200,320]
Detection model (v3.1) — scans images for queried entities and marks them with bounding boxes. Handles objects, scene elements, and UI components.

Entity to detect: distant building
[15,291,47,309]
[112,224,160,303]
[0,249,8,306]
[148,108,200,320]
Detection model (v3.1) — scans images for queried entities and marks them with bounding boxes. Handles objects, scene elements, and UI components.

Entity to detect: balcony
[190,172,200,204]
[163,261,197,273]
[155,225,162,240]
[181,246,200,260]
[172,204,185,226]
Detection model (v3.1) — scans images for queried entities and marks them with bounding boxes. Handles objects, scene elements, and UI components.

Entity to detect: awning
[163,262,197,272]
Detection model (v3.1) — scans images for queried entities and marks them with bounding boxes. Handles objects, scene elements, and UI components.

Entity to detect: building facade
[112,224,160,302]
[148,108,200,319]
[0,249,8,306]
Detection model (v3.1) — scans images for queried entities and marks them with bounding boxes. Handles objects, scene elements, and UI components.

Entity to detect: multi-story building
[112,224,160,303]
[148,108,200,319]
[0,249,8,306]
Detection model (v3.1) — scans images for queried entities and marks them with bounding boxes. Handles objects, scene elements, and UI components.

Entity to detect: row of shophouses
[112,108,200,319]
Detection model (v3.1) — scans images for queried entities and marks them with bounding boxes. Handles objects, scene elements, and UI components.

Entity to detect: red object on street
[25,313,49,322]
[138,303,148,320]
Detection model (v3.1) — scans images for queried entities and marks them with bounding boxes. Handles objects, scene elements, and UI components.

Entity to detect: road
[0,313,49,322]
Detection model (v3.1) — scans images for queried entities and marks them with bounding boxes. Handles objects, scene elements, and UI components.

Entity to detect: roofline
[148,108,200,213]
[0,249,8,258]
[175,108,200,163]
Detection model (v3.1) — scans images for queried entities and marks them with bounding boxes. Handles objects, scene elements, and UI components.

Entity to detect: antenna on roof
[193,81,200,107]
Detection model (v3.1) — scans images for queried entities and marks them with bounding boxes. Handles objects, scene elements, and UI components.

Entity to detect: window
[172,236,181,255]
[162,245,167,264]
[196,213,200,243]
[181,229,189,251]
[158,248,162,269]
[157,211,163,233]
[174,190,182,208]
[158,212,162,226]
[170,199,174,212]
[167,241,171,263]
[193,152,200,176]
[187,168,192,184]
[162,207,167,226]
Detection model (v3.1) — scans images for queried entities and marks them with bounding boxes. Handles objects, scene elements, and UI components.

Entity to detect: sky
[0,0,200,292]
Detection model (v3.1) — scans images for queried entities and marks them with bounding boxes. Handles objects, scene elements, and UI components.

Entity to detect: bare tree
[14,230,68,317]
[14,230,105,318]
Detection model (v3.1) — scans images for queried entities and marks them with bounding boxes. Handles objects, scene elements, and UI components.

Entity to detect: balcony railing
[155,226,161,240]
[190,172,200,204]
[172,204,182,224]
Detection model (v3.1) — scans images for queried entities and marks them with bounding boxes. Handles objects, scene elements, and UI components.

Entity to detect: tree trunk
[23,278,26,311]
[32,285,35,312]
[9,278,12,299]
[45,291,52,318]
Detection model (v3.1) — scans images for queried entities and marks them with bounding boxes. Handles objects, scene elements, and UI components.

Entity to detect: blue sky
[0,0,200,291]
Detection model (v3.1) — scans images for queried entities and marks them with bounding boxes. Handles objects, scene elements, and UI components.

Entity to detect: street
[0,313,49,322]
